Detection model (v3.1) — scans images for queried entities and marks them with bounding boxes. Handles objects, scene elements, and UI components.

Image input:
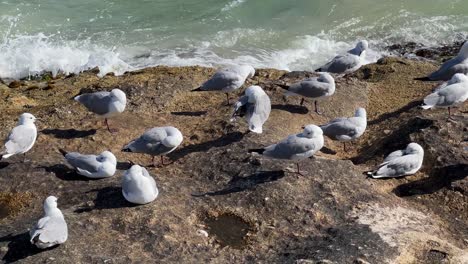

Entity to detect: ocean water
[1,0,468,79]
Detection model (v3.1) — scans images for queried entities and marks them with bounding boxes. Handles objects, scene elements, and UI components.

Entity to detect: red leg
[296,163,305,176]
[225,93,230,105]
[314,101,322,115]
[300,98,305,106]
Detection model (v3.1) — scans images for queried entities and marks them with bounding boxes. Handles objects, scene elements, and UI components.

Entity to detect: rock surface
[0,57,467,263]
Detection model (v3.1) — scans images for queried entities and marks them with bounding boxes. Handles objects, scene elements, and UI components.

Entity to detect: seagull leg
[105,118,118,133]
[300,98,305,106]
[161,156,165,166]
[149,156,155,167]
[296,163,305,176]
[23,153,27,163]
[225,93,230,106]
[343,142,347,152]
[314,101,322,115]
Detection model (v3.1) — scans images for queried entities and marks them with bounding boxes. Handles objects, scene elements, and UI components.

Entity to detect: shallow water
[1,0,467,79]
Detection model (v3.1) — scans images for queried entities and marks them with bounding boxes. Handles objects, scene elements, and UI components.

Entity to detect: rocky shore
[0,43,467,263]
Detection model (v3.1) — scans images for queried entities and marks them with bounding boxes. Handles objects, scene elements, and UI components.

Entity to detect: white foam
[221,0,246,12]
[0,33,131,79]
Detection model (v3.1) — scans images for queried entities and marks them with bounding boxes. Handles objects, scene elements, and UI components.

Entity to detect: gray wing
[289,80,331,98]
[76,92,112,115]
[126,128,173,155]
[65,153,101,173]
[428,57,464,81]
[201,70,242,91]
[321,119,358,140]
[31,216,67,244]
[384,150,405,162]
[246,94,271,132]
[4,125,35,154]
[142,167,158,192]
[319,54,360,73]
[264,134,313,159]
[375,155,420,178]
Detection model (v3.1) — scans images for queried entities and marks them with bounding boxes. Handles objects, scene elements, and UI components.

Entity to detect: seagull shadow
[192,170,285,196]
[167,132,246,161]
[368,100,422,126]
[351,117,433,165]
[41,129,96,139]
[0,162,10,169]
[74,187,136,213]
[272,104,309,114]
[393,164,468,196]
[320,147,337,155]
[170,111,207,116]
[39,164,93,181]
[0,232,56,263]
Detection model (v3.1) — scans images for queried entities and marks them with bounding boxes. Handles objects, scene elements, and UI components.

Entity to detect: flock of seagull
[1,40,467,250]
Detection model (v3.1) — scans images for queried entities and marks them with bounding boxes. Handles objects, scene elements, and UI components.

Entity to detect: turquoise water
[1,0,468,79]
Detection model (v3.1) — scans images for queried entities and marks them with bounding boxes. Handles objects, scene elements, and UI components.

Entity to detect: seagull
[122,165,159,205]
[60,149,117,178]
[421,73,468,116]
[231,85,271,133]
[74,88,127,133]
[367,143,424,179]
[30,196,68,249]
[192,64,256,105]
[122,126,183,167]
[277,72,335,114]
[316,40,369,74]
[320,107,367,152]
[417,42,468,81]
[249,125,324,175]
[0,113,38,161]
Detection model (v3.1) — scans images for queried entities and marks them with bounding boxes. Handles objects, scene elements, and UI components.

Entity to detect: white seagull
[320,108,367,152]
[122,165,159,205]
[231,85,271,133]
[277,72,335,114]
[420,42,468,81]
[122,126,183,167]
[249,125,324,175]
[367,143,424,179]
[30,196,68,249]
[421,73,468,116]
[316,40,369,74]
[1,113,38,161]
[192,64,256,104]
[74,88,127,132]
[60,149,117,178]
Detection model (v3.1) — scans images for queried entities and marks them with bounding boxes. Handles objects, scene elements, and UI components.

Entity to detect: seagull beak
[301,126,305,129]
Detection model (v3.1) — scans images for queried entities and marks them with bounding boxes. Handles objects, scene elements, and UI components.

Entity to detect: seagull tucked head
[245,85,265,103]
[317,72,335,84]
[162,127,183,148]
[18,113,37,125]
[356,40,369,55]
[98,151,117,165]
[241,65,256,78]
[458,41,468,59]
[44,196,62,216]
[449,73,468,83]
[405,143,424,155]
[127,164,143,176]
[302,124,323,139]
[355,107,367,118]
[110,89,127,104]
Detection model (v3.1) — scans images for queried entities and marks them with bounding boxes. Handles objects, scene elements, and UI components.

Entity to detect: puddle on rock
[204,213,253,249]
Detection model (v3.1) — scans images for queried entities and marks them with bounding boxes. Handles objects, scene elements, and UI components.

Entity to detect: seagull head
[318,72,335,84]
[356,40,369,55]
[99,151,117,165]
[110,89,127,104]
[127,164,143,176]
[355,107,367,118]
[405,143,424,155]
[18,113,37,125]
[301,124,323,139]
[449,73,468,83]
[241,65,256,78]
[245,85,265,102]
[44,196,60,216]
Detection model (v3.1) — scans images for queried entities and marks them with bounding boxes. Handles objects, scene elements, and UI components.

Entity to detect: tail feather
[73,94,81,101]
[248,148,265,154]
[191,87,203,92]
[1,153,13,160]
[276,84,290,90]
[121,146,132,152]
[414,77,431,81]
[315,68,322,72]
[59,149,68,157]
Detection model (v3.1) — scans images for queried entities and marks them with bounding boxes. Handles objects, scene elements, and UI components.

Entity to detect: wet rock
[8,81,21,88]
